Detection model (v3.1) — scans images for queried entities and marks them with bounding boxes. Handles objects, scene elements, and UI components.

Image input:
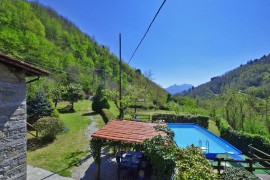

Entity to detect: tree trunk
[119,108,124,119]
[71,102,74,110]
[54,100,58,108]
[97,164,100,180]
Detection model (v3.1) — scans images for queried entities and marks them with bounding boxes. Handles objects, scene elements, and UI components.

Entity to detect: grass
[109,101,172,120]
[108,101,220,136]
[27,100,103,177]
[26,98,221,177]
[208,119,220,136]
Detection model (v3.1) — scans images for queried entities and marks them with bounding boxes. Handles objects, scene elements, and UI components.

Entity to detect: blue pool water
[168,123,241,154]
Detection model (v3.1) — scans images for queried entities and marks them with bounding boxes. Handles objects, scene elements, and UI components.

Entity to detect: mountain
[185,54,270,99]
[165,84,193,95]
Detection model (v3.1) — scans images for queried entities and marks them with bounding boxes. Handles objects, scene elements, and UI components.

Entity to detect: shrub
[100,109,115,124]
[92,85,110,113]
[220,128,270,156]
[33,116,64,142]
[142,135,177,179]
[27,91,54,123]
[152,113,209,128]
[221,167,259,180]
[142,135,217,180]
[217,119,230,132]
[176,145,218,180]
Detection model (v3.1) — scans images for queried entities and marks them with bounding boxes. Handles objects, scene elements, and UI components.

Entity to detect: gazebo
[90,119,167,179]
[91,119,166,143]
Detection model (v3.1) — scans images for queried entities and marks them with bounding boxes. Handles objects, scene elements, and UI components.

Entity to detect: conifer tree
[27,91,53,123]
[92,85,110,113]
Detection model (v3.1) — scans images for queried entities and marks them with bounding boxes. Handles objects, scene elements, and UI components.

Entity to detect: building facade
[0,54,48,179]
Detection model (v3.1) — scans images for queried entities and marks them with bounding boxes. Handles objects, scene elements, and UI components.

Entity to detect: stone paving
[27,165,74,180]
[71,113,118,179]
[256,174,270,180]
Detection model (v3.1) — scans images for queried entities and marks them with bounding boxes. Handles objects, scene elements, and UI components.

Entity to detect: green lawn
[27,99,220,177]
[109,101,172,120]
[27,100,103,177]
[208,119,220,136]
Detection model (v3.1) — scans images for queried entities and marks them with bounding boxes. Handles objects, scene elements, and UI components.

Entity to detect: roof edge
[0,53,49,77]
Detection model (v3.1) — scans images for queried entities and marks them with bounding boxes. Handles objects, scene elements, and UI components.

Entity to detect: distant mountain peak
[165,84,193,95]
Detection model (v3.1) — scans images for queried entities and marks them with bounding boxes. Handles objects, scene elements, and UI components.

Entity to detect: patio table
[118,151,143,179]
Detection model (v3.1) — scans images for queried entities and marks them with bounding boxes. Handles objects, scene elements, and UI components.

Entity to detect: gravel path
[71,112,118,180]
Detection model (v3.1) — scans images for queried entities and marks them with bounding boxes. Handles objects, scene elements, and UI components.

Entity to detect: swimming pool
[168,123,241,154]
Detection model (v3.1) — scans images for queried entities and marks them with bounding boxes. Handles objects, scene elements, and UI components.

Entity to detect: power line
[128,0,167,65]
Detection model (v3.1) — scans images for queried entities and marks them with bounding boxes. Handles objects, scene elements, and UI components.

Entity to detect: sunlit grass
[27,100,102,177]
[208,119,220,136]
[109,101,171,120]
[108,101,220,136]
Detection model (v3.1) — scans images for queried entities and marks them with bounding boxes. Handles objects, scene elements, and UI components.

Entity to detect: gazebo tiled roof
[91,119,166,143]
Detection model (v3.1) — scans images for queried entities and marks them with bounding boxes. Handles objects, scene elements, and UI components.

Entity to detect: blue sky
[32,0,270,88]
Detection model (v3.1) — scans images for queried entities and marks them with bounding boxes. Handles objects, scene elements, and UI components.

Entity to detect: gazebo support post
[90,138,104,180]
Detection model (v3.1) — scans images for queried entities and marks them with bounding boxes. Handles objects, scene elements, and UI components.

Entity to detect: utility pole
[119,33,124,118]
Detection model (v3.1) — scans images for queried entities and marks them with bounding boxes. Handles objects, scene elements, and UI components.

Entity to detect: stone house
[0,54,48,179]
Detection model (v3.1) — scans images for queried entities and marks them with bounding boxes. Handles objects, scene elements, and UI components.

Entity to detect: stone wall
[0,63,27,179]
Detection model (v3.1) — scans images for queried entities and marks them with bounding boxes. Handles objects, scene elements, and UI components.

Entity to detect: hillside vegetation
[185,54,270,99]
[0,0,167,106]
[183,54,270,138]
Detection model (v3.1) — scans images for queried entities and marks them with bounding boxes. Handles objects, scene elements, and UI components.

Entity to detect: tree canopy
[0,0,167,107]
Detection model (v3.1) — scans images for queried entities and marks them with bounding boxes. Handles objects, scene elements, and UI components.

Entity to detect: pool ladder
[199,140,209,153]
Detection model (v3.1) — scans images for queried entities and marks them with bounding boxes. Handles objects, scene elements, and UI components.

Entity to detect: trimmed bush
[152,113,209,128]
[220,128,270,156]
[100,109,115,124]
[221,167,259,180]
[176,145,218,179]
[92,85,110,113]
[33,116,64,142]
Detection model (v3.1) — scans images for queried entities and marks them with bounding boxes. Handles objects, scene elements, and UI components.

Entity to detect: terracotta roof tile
[91,119,166,143]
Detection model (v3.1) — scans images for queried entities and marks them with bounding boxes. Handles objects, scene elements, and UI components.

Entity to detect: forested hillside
[182,54,270,138]
[0,0,167,106]
[185,54,270,99]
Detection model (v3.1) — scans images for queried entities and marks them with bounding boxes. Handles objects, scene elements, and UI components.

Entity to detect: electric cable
[128,0,167,64]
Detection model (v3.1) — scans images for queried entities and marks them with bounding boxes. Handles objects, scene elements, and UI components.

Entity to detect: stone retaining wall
[0,63,27,179]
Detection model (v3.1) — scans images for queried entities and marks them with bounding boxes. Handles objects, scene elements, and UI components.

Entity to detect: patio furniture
[206,153,217,159]
[118,151,143,180]
[116,151,125,163]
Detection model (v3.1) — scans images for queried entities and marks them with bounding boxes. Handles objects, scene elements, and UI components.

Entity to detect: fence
[248,144,270,166]
[27,122,39,138]
[131,114,151,122]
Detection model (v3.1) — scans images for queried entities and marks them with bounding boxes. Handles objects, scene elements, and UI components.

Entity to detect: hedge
[152,113,209,129]
[221,167,259,180]
[220,128,270,156]
[100,109,115,124]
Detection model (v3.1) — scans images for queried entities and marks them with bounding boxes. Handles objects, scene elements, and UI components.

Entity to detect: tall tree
[64,84,85,110]
[27,91,53,123]
[92,85,110,113]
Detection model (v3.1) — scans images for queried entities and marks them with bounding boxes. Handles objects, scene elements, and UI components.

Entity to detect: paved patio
[27,165,74,180]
